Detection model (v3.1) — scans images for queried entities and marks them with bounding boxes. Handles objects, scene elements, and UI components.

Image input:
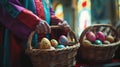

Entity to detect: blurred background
[50,0,120,38]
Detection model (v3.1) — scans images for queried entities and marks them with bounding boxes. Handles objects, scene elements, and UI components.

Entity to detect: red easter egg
[86,31,96,42]
[96,31,105,42]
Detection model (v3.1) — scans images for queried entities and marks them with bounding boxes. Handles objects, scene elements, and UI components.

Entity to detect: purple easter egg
[86,31,96,42]
[59,35,69,45]
[96,31,105,42]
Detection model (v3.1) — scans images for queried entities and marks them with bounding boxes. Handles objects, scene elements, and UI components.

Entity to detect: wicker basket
[78,24,120,62]
[115,23,120,58]
[25,26,80,67]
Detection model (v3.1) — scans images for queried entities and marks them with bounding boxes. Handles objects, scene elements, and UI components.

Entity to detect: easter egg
[51,39,58,47]
[59,35,69,45]
[94,40,102,46]
[50,46,56,50]
[56,45,65,49]
[86,31,96,42]
[96,31,105,42]
[66,46,69,48]
[103,40,110,44]
[83,40,92,46]
[39,38,51,49]
[106,35,114,43]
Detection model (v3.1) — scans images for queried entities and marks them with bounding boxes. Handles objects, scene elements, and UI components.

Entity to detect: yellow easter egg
[50,46,56,50]
[83,40,93,46]
[106,35,114,43]
[39,38,51,49]
[51,39,58,48]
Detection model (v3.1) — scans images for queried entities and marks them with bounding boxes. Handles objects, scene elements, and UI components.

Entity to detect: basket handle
[27,25,78,50]
[79,24,118,46]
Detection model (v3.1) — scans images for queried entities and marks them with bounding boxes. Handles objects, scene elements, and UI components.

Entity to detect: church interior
[51,0,120,37]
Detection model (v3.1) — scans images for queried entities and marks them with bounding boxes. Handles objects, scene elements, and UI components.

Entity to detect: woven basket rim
[27,43,80,52]
[82,40,120,48]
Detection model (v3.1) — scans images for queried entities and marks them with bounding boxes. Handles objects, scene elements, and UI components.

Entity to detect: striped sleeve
[0,0,40,30]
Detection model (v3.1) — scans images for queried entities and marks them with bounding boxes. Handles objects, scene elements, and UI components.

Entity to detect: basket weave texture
[79,24,120,62]
[25,26,80,67]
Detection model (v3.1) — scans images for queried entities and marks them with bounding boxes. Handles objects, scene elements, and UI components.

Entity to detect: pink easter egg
[96,31,105,42]
[86,31,96,42]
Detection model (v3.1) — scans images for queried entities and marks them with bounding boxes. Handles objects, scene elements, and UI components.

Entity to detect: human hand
[36,20,51,34]
[58,21,71,32]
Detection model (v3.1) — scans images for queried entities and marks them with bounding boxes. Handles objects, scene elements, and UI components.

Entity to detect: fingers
[44,22,51,33]
[58,21,68,27]
[58,21,71,31]
[41,21,47,34]
[36,20,50,34]
[36,23,43,33]
[64,25,71,32]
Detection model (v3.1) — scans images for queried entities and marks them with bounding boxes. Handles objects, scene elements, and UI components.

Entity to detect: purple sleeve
[0,0,25,18]
[0,6,31,40]
[50,8,55,15]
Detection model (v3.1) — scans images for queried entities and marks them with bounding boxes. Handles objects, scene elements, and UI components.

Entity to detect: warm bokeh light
[77,0,91,37]
[55,4,64,20]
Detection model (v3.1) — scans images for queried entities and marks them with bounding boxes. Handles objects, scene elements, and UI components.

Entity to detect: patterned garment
[0,0,65,67]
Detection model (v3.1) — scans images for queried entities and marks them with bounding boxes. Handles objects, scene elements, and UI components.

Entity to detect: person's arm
[1,0,40,30]
[0,0,49,40]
